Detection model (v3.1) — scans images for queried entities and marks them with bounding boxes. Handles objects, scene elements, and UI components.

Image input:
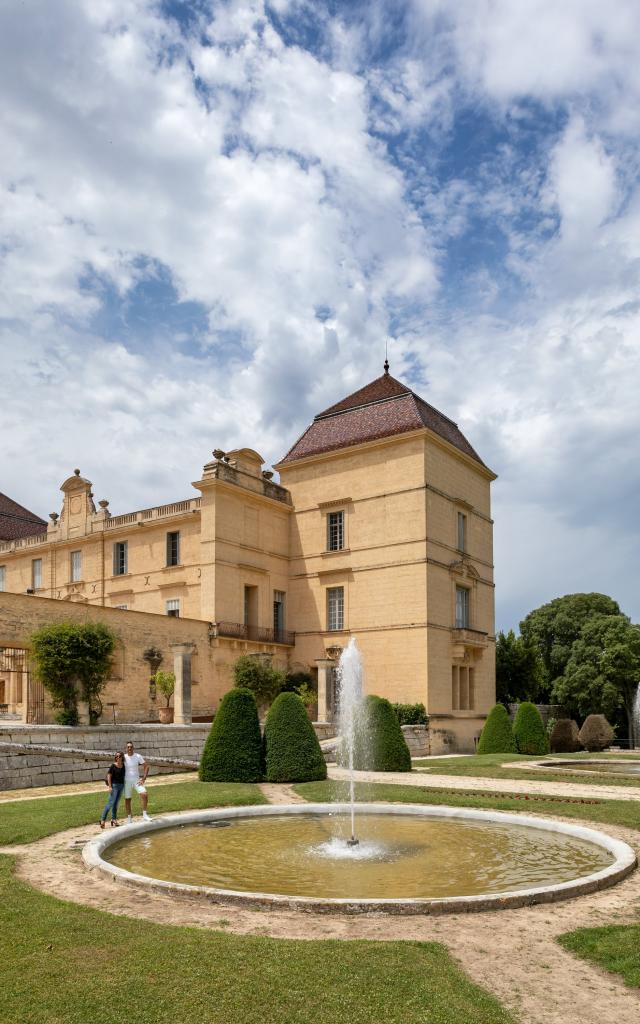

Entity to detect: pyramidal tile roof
[278,369,486,467]
[0,492,47,541]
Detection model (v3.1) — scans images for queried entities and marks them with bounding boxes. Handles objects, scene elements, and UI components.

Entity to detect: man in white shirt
[123,740,151,823]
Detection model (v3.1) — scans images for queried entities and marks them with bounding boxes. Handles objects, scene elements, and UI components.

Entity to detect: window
[0,566,5,592]
[114,604,128,610]
[457,512,467,552]
[273,591,285,639]
[327,586,344,631]
[327,510,344,551]
[166,531,180,567]
[70,550,82,582]
[32,559,42,590]
[113,541,128,576]
[455,586,470,628]
[166,599,180,617]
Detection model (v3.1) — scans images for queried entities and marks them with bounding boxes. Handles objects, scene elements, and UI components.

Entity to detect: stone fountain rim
[82,802,637,916]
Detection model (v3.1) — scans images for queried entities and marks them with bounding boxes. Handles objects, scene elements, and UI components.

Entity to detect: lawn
[411,753,640,788]
[558,923,640,990]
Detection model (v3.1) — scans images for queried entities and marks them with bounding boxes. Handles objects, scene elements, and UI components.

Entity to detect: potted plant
[154,670,175,724]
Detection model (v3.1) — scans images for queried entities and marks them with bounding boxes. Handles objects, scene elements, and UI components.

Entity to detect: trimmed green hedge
[392,702,429,726]
[263,692,327,783]
[477,704,517,754]
[349,695,412,772]
[199,688,263,783]
[513,701,549,755]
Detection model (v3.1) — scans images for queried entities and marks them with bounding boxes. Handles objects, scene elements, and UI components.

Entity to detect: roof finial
[384,339,389,374]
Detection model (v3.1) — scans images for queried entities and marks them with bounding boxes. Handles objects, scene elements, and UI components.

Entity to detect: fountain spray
[337,638,364,846]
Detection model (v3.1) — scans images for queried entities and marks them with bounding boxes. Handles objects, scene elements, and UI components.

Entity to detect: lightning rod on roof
[384,338,389,374]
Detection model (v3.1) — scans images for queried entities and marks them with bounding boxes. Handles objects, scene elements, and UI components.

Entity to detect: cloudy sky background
[1,0,639,631]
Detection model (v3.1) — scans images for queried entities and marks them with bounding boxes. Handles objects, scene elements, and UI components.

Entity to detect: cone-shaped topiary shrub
[263,691,327,783]
[347,694,412,771]
[199,687,263,782]
[477,703,517,754]
[550,719,582,753]
[513,701,549,755]
[579,714,614,752]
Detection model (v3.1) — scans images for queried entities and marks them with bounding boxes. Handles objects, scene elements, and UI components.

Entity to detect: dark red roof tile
[0,492,47,541]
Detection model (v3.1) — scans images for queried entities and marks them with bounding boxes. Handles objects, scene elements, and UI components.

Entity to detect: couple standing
[100,740,152,828]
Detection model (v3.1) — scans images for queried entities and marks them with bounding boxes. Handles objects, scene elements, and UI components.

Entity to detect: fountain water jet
[336,638,364,845]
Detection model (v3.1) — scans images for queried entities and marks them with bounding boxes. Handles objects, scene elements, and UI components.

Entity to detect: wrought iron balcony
[214,621,295,646]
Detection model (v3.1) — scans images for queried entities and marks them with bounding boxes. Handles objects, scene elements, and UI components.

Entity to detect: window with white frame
[455,586,470,628]
[457,511,467,552]
[0,566,5,592]
[166,531,180,566]
[327,510,344,551]
[32,558,42,590]
[327,586,344,631]
[113,541,128,576]
[166,598,180,618]
[70,550,82,582]
[114,604,128,610]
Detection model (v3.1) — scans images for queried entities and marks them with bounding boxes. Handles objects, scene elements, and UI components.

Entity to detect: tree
[520,593,621,698]
[232,654,285,707]
[199,688,262,782]
[154,670,175,708]
[495,630,544,705]
[263,692,327,782]
[552,615,640,743]
[348,695,412,772]
[477,704,517,754]
[30,621,116,725]
[513,701,549,755]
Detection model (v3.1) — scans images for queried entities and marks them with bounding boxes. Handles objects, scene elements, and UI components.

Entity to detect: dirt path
[2,787,640,1023]
[258,782,307,804]
[0,772,198,803]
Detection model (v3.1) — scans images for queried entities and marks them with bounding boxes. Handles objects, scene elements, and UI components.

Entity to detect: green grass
[559,924,640,989]
[0,781,266,845]
[294,779,640,832]
[0,855,515,1024]
[411,753,640,787]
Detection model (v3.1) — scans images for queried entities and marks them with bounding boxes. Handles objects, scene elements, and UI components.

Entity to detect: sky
[1,0,639,632]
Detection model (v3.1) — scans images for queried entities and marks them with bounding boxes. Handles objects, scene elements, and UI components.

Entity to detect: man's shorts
[124,780,147,799]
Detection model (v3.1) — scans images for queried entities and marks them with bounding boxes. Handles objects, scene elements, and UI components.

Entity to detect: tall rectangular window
[327,586,344,631]
[70,550,82,582]
[457,512,467,552]
[327,511,344,551]
[273,590,285,639]
[0,566,5,592]
[166,598,180,617]
[455,586,470,628]
[32,559,42,590]
[113,541,128,576]
[166,531,180,566]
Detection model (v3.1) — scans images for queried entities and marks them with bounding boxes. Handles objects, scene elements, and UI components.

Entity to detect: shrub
[579,714,615,752]
[392,702,429,726]
[30,621,116,724]
[154,670,175,708]
[199,688,262,782]
[476,704,517,754]
[263,692,327,783]
[550,719,582,753]
[347,695,412,772]
[232,655,285,707]
[513,702,550,755]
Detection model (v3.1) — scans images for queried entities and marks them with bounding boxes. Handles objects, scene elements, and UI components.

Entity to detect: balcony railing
[214,621,295,646]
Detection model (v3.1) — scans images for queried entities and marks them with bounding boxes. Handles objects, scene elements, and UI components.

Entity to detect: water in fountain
[633,683,640,750]
[336,638,365,846]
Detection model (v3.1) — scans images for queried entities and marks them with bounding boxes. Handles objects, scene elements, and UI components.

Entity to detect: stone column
[170,643,196,725]
[315,659,335,723]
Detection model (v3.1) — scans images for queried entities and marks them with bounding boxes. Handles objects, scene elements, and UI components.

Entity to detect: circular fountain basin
[539,759,640,777]
[83,803,636,915]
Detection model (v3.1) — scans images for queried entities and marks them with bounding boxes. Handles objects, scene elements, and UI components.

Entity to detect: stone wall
[0,723,209,790]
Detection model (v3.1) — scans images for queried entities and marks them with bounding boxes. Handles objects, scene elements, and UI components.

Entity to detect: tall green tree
[520,593,620,697]
[495,630,543,705]
[232,654,285,707]
[30,621,116,725]
[552,615,640,743]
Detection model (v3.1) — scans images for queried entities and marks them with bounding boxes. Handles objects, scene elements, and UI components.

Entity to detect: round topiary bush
[579,714,614,752]
[199,687,263,783]
[476,703,517,754]
[513,701,549,755]
[263,692,327,783]
[346,694,412,772]
[550,718,582,753]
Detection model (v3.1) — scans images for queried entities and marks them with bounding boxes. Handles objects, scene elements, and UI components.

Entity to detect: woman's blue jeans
[101,783,124,821]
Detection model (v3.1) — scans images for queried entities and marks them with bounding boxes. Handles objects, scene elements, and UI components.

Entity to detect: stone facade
[0,369,496,751]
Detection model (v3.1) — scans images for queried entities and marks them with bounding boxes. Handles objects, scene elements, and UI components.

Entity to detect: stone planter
[158,707,174,725]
